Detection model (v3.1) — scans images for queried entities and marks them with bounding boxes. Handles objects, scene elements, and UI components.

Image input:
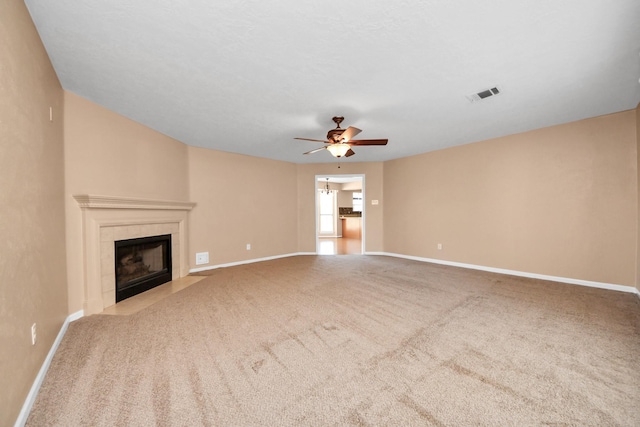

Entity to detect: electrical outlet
[195,252,209,265]
[437,243,442,250]
[31,323,37,345]
[246,243,251,250]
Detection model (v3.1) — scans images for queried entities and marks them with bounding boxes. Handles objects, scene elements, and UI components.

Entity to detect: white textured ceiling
[25,0,640,164]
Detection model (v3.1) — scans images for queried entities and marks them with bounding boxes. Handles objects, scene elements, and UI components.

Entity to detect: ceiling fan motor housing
[327,116,346,142]
[327,128,345,142]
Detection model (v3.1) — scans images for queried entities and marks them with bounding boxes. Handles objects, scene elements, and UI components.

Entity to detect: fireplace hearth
[115,234,172,302]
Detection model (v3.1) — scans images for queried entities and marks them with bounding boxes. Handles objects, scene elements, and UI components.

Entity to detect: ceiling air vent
[467,86,501,103]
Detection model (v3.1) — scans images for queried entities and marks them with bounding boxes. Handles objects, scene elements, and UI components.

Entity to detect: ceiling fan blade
[339,126,362,142]
[348,139,388,146]
[295,137,330,143]
[303,146,328,155]
[345,148,356,157]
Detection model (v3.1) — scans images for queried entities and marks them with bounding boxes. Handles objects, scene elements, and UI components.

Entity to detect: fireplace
[73,194,195,314]
[115,234,172,302]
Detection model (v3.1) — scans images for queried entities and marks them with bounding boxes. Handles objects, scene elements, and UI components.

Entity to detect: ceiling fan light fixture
[326,143,351,158]
[295,116,388,158]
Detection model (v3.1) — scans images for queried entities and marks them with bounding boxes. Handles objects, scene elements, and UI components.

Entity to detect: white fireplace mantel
[73,194,196,211]
[73,194,195,315]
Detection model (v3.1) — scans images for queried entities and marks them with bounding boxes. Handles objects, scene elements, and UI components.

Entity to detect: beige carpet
[27,255,640,426]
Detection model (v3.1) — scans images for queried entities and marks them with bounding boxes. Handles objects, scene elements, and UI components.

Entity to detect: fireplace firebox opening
[115,234,172,302]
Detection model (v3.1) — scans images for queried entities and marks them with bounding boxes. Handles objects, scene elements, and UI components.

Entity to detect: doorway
[315,174,364,255]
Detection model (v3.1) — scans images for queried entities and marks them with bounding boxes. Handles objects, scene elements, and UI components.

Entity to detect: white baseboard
[189,252,316,274]
[369,252,640,296]
[14,310,84,427]
[192,251,640,297]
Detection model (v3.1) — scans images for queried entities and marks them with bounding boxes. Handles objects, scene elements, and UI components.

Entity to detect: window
[352,192,363,212]
[319,190,336,235]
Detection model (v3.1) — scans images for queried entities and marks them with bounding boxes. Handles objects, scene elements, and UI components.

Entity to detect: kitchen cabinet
[341,217,361,239]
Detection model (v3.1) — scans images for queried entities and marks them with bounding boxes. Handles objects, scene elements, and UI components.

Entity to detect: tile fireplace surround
[73,195,196,315]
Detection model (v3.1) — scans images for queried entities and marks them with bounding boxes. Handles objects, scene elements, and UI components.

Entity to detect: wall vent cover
[467,86,501,103]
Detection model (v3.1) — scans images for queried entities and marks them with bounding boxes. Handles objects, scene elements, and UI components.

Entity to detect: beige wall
[0,1,67,425]
[297,162,384,253]
[187,146,298,267]
[64,92,190,313]
[384,111,638,287]
[338,188,354,209]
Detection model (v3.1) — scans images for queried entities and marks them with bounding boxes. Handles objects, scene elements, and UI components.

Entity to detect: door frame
[314,174,365,254]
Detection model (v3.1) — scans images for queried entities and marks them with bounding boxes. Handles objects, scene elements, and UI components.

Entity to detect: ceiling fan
[295,116,388,158]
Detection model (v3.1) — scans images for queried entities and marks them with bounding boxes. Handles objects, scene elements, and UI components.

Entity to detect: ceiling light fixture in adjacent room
[322,178,331,195]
